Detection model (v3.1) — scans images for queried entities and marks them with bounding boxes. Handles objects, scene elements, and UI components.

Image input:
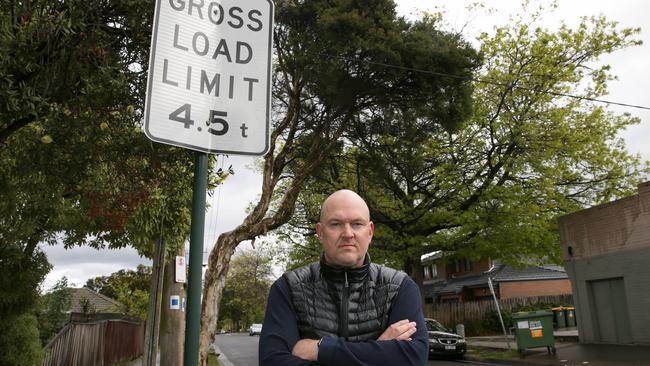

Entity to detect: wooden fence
[41,313,144,366]
[424,294,573,329]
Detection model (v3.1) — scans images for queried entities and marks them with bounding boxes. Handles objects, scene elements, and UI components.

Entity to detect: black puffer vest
[283,255,407,341]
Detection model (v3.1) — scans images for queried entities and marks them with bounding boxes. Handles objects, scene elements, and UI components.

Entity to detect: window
[464,259,473,271]
[423,264,438,280]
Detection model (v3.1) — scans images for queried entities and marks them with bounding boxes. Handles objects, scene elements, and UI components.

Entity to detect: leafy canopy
[278,7,649,273]
[85,264,152,319]
[218,249,273,330]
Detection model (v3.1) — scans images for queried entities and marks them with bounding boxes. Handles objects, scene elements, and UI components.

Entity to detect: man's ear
[369,221,375,239]
[315,222,322,241]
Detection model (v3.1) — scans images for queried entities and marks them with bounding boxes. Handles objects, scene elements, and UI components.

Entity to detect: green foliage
[0,0,208,329]
[37,277,72,345]
[463,310,505,337]
[278,6,649,274]
[0,243,50,318]
[85,265,152,319]
[218,249,273,331]
[0,313,43,366]
[271,2,481,272]
[78,298,97,314]
[86,264,151,299]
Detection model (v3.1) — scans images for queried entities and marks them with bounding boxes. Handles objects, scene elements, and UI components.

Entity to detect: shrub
[0,313,43,366]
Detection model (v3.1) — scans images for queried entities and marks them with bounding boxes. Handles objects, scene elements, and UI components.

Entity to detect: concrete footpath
[464,329,650,366]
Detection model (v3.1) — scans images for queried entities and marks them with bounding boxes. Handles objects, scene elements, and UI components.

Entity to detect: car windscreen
[425,319,448,332]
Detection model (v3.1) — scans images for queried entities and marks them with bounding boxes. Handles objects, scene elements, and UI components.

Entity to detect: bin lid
[512,310,553,319]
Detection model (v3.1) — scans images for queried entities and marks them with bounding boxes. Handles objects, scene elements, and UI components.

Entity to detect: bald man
[259,190,428,365]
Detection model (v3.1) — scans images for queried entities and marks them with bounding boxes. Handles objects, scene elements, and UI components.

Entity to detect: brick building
[559,181,650,345]
[421,252,572,303]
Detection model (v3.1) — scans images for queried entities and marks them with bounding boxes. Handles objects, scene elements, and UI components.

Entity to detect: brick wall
[436,261,448,280]
[499,279,573,299]
[559,181,650,345]
[441,257,492,279]
[559,182,650,260]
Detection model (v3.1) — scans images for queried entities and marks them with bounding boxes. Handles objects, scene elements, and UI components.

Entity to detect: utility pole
[143,217,166,365]
[159,243,186,366]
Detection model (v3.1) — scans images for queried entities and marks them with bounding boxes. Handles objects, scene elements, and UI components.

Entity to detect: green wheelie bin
[512,310,556,357]
[564,306,577,327]
[552,306,566,328]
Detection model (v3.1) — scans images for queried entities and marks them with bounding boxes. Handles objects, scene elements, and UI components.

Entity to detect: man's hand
[292,339,319,361]
[377,319,417,341]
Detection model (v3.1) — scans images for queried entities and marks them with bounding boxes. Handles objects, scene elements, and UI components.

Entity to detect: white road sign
[144,0,274,155]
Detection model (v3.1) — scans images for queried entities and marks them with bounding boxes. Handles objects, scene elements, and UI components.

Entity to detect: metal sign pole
[488,277,511,350]
[184,152,208,366]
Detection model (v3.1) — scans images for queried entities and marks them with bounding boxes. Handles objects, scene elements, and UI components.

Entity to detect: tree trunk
[198,236,237,366]
[159,245,186,366]
[405,255,425,304]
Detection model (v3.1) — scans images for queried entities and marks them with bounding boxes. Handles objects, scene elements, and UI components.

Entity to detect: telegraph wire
[306,51,650,111]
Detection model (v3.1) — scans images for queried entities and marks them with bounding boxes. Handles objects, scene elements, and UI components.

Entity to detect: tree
[37,277,72,346]
[198,1,480,362]
[86,265,152,319]
[279,7,649,281]
[218,249,274,332]
[0,313,43,366]
[0,0,206,340]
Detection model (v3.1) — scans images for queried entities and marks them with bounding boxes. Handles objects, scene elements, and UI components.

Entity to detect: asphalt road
[214,333,469,366]
[214,333,259,366]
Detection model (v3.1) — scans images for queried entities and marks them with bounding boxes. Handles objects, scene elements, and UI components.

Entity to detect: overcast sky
[41,0,650,290]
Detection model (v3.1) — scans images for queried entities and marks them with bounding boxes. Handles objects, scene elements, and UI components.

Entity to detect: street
[214,333,470,366]
[214,333,259,366]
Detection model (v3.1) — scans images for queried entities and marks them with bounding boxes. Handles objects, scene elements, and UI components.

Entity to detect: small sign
[517,321,529,329]
[175,256,187,283]
[170,295,181,310]
[531,329,543,338]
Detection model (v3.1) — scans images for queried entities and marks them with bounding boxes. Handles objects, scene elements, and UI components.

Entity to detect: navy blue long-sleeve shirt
[258,275,428,365]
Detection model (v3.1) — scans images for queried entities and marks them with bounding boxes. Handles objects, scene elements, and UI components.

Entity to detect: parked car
[249,323,263,336]
[425,318,466,359]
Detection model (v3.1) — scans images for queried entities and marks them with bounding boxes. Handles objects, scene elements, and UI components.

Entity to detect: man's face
[316,192,374,268]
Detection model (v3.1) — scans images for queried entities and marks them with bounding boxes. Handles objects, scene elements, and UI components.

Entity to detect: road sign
[144,0,274,155]
[175,255,186,283]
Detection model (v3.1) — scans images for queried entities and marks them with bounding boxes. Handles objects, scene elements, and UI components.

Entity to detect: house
[559,181,650,345]
[421,252,572,304]
[69,287,121,313]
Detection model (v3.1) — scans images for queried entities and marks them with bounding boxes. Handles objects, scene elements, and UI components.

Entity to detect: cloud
[42,155,262,291]
[42,245,151,290]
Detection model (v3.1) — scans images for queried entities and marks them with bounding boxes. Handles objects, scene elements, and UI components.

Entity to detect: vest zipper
[340,270,349,339]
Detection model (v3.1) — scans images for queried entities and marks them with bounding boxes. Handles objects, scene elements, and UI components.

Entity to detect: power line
[307,51,650,111]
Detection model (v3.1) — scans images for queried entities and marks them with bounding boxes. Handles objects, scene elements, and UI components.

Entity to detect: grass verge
[466,346,521,361]
[207,353,221,366]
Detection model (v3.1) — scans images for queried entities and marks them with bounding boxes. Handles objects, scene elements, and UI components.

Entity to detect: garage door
[588,277,632,344]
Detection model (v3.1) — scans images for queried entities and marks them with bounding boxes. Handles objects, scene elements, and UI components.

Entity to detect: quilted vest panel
[283,261,407,341]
